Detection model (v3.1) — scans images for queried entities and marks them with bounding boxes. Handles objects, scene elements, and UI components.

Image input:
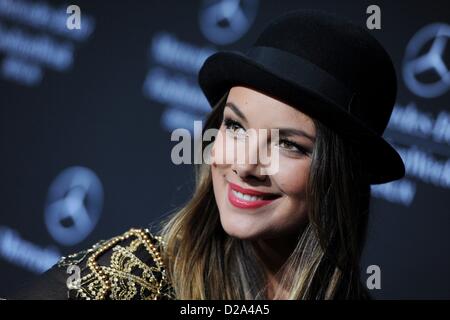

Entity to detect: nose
[231,161,263,180]
[230,130,268,180]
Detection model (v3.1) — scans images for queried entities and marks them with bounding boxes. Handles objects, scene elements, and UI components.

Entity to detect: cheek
[211,126,234,166]
[211,163,225,215]
[210,138,229,209]
[275,158,311,196]
[269,159,311,235]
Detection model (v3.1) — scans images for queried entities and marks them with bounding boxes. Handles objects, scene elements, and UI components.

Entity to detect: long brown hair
[158,89,371,299]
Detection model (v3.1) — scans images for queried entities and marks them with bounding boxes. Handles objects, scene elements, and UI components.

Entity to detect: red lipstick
[227,182,280,209]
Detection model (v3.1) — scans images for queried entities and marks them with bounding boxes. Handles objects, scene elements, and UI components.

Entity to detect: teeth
[232,190,263,201]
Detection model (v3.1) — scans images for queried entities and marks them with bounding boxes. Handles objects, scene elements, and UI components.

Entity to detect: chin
[219,213,264,240]
[223,228,261,241]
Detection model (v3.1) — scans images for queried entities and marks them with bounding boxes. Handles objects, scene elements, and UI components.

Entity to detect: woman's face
[211,86,316,241]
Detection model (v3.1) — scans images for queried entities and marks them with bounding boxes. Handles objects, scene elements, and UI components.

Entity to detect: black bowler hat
[198,9,405,184]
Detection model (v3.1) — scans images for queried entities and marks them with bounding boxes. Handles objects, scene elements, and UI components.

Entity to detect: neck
[252,233,299,299]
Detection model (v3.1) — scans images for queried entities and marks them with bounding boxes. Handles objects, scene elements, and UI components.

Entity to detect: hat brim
[198,51,405,184]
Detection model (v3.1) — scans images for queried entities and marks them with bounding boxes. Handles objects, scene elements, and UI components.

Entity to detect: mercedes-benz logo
[403,23,450,98]
[44,166,104,246]
[199,0,259,45]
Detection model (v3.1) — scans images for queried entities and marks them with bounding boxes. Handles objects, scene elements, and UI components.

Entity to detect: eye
[223,118,246,138]
[277,139,309,155]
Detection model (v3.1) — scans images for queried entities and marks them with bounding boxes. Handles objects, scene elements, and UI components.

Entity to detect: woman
[9,9,405,300]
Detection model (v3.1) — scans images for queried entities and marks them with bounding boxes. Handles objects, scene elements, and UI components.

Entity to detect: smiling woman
[7,9,405,300]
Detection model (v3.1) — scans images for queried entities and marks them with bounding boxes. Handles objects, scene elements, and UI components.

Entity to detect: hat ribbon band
[246,46,355,111]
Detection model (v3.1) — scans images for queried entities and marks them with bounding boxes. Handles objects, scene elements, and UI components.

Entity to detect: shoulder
[11,228,176,300]
[61,228,175,300]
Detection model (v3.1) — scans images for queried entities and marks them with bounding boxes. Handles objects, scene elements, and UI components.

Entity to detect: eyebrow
[225,102,315,143]
[225,102,248,123]
[278,128,316,143]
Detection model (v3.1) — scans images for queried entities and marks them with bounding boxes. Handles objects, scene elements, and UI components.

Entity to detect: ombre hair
[158,89,371,299]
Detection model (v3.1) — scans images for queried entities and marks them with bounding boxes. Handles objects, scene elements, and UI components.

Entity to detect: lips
[227,182,281,209]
